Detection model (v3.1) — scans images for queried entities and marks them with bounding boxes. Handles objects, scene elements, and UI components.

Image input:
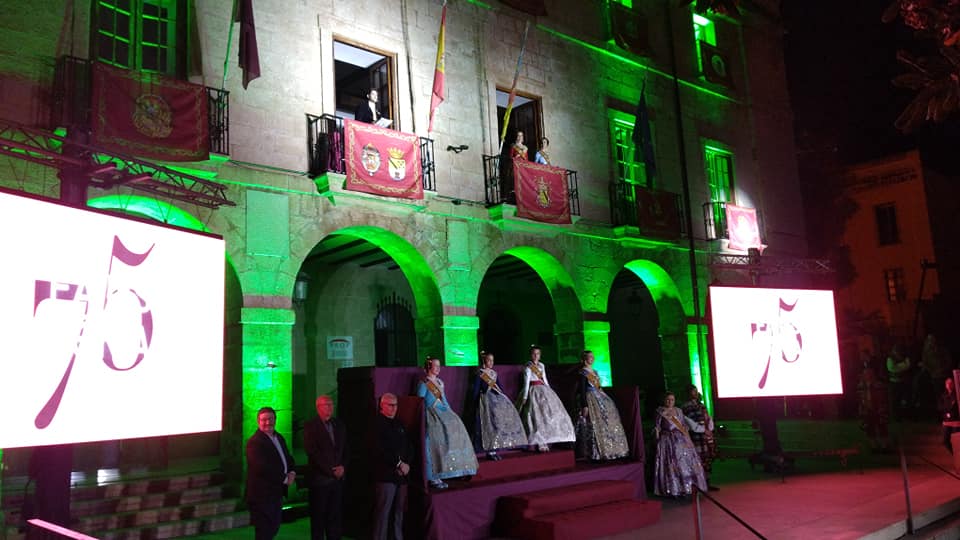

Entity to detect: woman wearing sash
[471,351,527,460]
[574,350,629,461]
[416,357,479,490]
[516,345,576,452]
[653,391,707,497]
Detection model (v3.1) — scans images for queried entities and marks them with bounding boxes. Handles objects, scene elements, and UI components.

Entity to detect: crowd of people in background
[245,345,719,539]
[858,333,958,454]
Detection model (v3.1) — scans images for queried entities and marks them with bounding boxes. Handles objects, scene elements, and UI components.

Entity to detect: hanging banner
[635,186,681,239]
[344,119,423,200]
[513,159,570,224]
[91,63,209,162]
[725,203,761,251]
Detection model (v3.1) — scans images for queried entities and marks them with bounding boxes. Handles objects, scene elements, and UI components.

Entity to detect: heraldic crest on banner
[513,159,570,224]
[344,119,423,199]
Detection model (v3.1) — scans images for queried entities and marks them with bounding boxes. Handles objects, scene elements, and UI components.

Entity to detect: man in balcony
[355,89,381,124]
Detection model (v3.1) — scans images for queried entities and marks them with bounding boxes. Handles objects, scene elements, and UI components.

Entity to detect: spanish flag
[428,2,447,133]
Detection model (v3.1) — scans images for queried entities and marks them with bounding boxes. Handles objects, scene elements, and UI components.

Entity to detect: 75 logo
[32,236,154,429]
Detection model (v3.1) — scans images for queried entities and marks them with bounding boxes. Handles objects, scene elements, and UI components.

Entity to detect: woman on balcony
[516,345,576,452]
[417,356,478,490]
[574,350,629,461]
[511,130,529,162]
[653,391,707,498]
[471,351,527,461]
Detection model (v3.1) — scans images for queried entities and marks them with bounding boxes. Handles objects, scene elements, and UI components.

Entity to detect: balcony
[481,154,581,216]
[703,201,765,244]
[306,113,436,192]
[610,182,685,238]
[52,56,230,156]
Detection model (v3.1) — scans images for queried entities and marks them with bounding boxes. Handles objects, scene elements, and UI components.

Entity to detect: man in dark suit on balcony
[245,407,296,540]
[303,395,349,540]
[354,89,381,124]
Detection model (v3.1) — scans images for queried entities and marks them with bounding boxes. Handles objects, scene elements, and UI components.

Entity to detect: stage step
[495,479,660,540]
[472,450,575,483]
[0,468,244,539]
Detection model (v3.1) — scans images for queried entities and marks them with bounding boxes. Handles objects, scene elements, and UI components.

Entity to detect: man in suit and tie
[245,407,296,540]
[303,395,349,540]
[354,89,380,124]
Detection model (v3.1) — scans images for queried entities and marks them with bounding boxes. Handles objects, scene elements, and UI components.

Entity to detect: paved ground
[189,448,960,539]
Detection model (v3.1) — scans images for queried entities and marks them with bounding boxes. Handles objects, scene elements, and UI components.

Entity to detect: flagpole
[497,20,531,154]
[221,0,238,90]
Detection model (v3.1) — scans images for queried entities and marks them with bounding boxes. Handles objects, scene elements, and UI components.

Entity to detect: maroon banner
[514,159,570,224]
[344,119,423,199]
[91,63,209,162]
[725,203,761,251]
[635,186,681,239]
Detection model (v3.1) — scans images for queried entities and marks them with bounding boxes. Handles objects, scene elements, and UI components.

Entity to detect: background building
[0,0,806,534]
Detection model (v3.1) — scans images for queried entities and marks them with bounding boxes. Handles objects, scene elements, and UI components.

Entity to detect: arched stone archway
[85,194,244,476]
[292,225,445,421]
[476,246,584,365]
[607,260,689,415]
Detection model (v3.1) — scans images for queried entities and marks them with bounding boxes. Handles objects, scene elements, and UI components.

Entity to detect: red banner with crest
[635,186,681,239]
[91,63,209,162]
[344,119,423,200]
[514,159,570,224]
[725,203,762,251]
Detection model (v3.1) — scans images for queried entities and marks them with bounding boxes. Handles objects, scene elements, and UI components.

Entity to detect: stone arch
[85,194,244,476]
[477,245,584,364]
[607,259,689,412]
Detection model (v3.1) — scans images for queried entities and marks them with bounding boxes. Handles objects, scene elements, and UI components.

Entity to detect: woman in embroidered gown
[472,351,527,460]
[654,391,707,497]
[516,345,576,452]
[511,130,529,162]
[574,350,629,461]
[681,385,719,490]
[416,357,479,490]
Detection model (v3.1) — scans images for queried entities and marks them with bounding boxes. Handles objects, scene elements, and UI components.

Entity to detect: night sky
[782,0,917,167]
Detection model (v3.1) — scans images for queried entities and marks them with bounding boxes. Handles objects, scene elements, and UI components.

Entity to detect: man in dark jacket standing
[245,407,296,540]
[303,395,349,540]
[372,393,414,540]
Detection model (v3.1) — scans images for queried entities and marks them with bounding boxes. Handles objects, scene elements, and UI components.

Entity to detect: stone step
[96,510,250,540]
[74,498,242,532]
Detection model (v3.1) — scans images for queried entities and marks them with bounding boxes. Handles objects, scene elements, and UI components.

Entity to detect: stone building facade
[0,0,805,466]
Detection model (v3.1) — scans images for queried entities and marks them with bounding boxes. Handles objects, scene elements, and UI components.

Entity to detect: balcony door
[333,39,397,128]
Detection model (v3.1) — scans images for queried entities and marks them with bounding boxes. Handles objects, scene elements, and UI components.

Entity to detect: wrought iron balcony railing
[703,200,729,240]
[481,154,580,216]
[52,56,230,156]
[610,182,685,237]
[306,113,436,192]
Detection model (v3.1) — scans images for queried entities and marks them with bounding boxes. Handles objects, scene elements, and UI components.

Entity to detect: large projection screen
[709,286,842,398]
[0,190,224,449]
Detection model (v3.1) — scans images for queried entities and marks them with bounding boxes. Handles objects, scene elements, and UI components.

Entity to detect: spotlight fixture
[446,144,469,153]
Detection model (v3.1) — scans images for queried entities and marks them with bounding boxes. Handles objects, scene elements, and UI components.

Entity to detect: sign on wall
[327,336,354,362]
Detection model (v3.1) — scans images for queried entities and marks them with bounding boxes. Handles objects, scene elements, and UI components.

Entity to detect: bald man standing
[303,395,348,540]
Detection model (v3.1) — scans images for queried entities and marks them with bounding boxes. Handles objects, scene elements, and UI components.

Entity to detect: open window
[692,13,731,86]
[94,0,188,77]
[607,0,651,56]
[333,39,397,127]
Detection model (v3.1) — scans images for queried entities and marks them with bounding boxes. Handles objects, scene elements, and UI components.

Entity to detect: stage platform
[419,460,652,540]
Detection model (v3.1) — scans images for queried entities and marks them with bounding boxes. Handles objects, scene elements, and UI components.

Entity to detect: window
[705,145,733,203]
[374,293,416,367]
[608,0,650,55]
[333,40,398,128]
[95,0,185,76]
[609,109,653,188]
[875,203,900,246]
[883,268,906,303]
[692,12,731,86]
[704,144,734,232]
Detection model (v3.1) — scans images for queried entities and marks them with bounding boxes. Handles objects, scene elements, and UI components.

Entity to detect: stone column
[241,306,296,442]
[554,320,585,365]
[441,315,480,366]
[583,320,613,386]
